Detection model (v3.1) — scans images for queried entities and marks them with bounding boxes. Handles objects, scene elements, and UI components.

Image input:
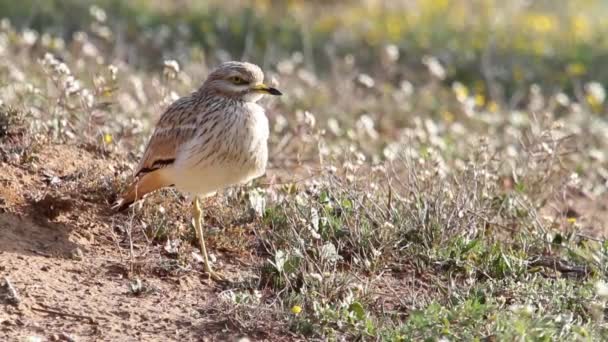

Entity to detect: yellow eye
[230,76,246,85]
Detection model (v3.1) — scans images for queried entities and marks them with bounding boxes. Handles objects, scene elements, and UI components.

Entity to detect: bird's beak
[252,83,282,96]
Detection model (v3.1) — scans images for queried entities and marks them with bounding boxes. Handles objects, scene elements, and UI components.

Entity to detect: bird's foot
[204,267,227,282]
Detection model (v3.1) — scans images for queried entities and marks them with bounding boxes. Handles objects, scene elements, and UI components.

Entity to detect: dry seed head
[422,55,446,80]
[400,80,414,96]
[304,111,316,128]
[382,43,400,63]
[163,60,180,78]
[586,82,605,104]
[555,92,570,106]
[22,29,38,46]
[89,5,107,22]
[356,114,378,140]
[357,73,375,88]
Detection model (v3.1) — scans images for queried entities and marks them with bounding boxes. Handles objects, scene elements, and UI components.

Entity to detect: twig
[125,213,135,274]
[59,332,76,342]
[465,209,518,233]
[32,304,97,323]
[257,173,319,187]
[528,257,589,277]
[575,232,604,243]
[387,183,393,219]
[26,248,52,257]
[3,276,20,305]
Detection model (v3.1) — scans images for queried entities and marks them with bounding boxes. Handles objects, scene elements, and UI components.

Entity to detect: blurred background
[2,2,608,340]
[1,0,607,103]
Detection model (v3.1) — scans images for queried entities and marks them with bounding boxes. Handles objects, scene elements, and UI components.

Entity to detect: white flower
[89,5,107,22]
[304,111,316,129]
[56,62,71,75]
[400,80,414,96]
[383,44,400,63]
[64,76,81,95]
[422,55,446,80]
[555,92,570,106]
[356,73,375,88]
[595,281,608,298]
[82,42,99,57]
[327,118,342,136]
[163,59,180,74]
[356,114,378,140]
[586,81,605,104]
[22,29,38,46]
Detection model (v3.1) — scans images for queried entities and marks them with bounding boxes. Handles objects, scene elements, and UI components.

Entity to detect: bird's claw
[205,268,227,282]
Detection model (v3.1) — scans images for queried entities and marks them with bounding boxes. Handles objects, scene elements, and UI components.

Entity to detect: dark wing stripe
[135,158,176,177]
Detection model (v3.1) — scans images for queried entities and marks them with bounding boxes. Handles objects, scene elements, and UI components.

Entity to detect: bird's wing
[134,96,199,177]
[112,95,203,211]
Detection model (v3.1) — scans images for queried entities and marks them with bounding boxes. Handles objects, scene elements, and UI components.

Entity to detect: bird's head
[200,61,282,102]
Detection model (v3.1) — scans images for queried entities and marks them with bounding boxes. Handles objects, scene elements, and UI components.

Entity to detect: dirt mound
[0,143,279,341]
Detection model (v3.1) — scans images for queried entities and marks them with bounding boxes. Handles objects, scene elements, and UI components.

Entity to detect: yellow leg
[192,197,225,281]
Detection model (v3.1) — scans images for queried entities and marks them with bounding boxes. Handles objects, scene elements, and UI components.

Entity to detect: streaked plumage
[113,61,281,280]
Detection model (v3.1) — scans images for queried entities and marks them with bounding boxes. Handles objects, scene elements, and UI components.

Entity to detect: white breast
[245,102,270,151]
[168,102,270,197]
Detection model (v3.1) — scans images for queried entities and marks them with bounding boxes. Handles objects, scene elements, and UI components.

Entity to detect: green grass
[253,164,608,339]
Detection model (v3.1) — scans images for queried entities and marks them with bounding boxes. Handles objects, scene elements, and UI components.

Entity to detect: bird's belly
[171,148,267,197]
[171,102,269,197]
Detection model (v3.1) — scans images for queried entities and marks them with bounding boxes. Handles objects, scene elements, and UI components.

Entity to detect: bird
[113,61,282,281]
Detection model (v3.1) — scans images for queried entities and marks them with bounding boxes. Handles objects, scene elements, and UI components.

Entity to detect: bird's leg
[192,197,225,281]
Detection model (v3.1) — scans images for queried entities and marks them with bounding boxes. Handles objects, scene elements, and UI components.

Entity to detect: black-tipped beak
[267,87,282,96]
[252,83,282,96]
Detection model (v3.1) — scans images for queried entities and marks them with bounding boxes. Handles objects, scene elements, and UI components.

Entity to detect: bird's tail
[112,170,171,211]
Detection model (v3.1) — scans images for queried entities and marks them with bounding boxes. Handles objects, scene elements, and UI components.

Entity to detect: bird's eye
[230,76,247,85]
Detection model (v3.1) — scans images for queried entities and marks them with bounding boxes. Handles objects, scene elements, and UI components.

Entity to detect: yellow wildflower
[291,305,302,315]
[452,82,468,102]
[103,133,113,144]
[487,101,499,113]
[567,63,586,77]
[475,94,485,107]
[527,14,556,34]
[441,110,455,123]
[572,15,591,41]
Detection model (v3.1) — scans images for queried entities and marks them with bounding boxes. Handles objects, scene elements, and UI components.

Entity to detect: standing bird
[113,61,282,281]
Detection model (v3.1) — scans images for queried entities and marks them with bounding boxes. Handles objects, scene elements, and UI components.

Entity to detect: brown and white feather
[113,61,277,211]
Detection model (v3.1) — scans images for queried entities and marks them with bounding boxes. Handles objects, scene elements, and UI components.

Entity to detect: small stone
[71,248,83,261]
[21,336,43,342]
